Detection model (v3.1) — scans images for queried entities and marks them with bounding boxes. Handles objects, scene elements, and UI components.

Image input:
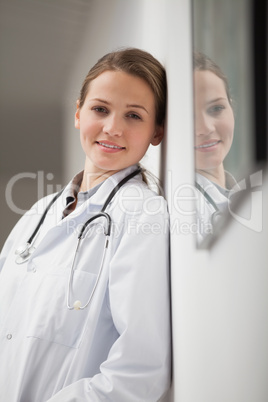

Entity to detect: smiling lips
[194,140,221,150]
[96,141,125,153]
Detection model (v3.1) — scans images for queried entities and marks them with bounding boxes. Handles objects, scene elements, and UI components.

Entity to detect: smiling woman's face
[194,70,235,174]
[75,70,163,179]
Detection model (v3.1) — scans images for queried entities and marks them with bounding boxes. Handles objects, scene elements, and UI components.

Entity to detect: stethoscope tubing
[16,168,141,260]
[78,212,112,239]
[195,181,225,226]
[15,189,65,264]
[67,229,110,311]
[195,181,220,212]
[28,188,65,245]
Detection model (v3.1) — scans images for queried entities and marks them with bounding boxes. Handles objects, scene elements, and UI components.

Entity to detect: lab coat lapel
[63,164,140,218]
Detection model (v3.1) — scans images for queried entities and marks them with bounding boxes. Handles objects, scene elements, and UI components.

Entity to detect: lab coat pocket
[27,271,97,348]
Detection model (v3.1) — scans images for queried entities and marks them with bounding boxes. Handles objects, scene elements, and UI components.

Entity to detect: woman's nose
[103,114,123,137]
[195,112,214,136]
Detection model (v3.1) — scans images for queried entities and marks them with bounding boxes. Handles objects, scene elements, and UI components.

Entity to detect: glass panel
[192,0,255,246]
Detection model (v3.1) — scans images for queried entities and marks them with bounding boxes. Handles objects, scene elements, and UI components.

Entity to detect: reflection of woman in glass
[193,51,239,243]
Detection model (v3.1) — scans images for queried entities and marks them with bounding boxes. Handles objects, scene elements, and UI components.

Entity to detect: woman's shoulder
[114,176,168,219]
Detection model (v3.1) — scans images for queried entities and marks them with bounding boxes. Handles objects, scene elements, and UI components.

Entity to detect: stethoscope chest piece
[211,210,222,226]
[15,243,35,264]
[73,300,82,310]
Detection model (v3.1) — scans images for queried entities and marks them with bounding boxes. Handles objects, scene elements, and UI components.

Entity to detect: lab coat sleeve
[0,233,15,274]
[46,200,171,402]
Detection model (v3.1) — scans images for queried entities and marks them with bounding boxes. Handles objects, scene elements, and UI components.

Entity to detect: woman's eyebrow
[90,98,110,104]
[126,104,149,114]
[206,97,227,105]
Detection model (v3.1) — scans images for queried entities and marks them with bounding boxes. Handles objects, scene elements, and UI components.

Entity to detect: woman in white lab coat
[193,51,239,244]
[0,48,170,401]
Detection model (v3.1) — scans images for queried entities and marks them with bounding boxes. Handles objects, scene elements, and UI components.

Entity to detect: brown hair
[193,51,232,105]
[78,47,167,126]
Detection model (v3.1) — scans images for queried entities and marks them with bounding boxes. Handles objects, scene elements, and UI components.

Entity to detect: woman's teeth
[98,142,124,149]
[195,141,220,149]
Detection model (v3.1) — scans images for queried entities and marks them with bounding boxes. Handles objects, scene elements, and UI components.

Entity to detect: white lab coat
[195,171,239,245]
[0,165,171,402]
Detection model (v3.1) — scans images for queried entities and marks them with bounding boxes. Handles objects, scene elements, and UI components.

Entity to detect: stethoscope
[15,167,142,310]
[195,181,222,225]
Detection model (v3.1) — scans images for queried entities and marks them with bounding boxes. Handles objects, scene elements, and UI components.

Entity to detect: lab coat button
[32,267,36,273]
[6,334,12,340]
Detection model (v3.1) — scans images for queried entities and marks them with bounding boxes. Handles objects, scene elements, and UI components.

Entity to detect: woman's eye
[92,107,107,114]
[127,113,141,120]
[208,105,225,115]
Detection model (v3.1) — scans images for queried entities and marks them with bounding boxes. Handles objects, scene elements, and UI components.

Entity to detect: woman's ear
[74,100,80,129]
[150,125,164,146]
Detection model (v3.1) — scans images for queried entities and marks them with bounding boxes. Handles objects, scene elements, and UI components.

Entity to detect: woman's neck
[197,165,226,188]
[80,160,120,191]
